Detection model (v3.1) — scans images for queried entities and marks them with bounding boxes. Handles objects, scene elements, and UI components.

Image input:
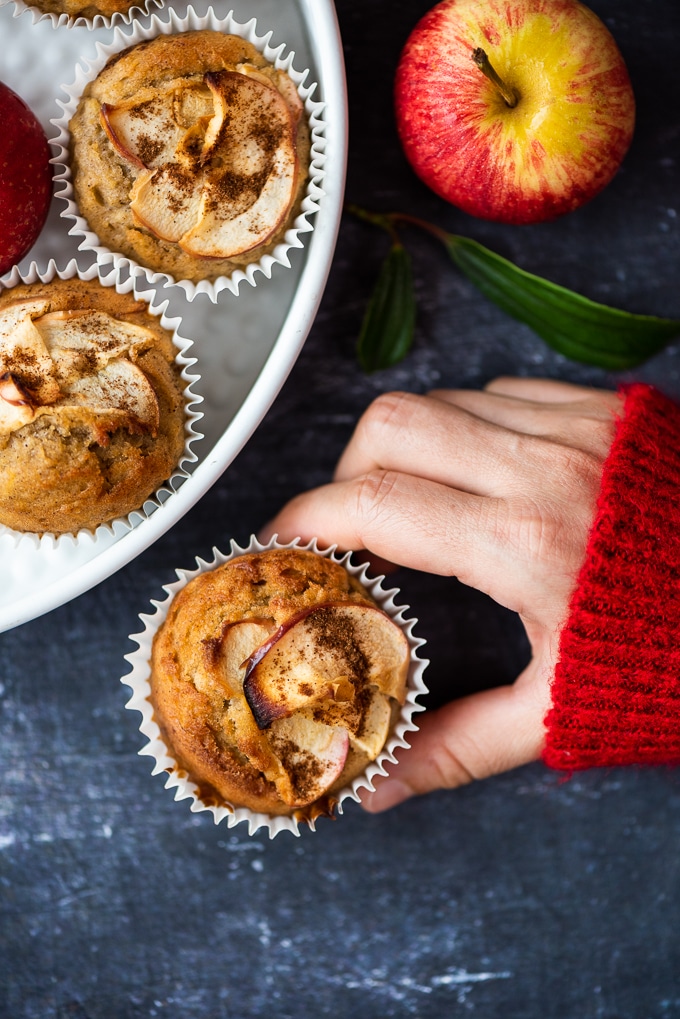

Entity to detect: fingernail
[360,778,413,813]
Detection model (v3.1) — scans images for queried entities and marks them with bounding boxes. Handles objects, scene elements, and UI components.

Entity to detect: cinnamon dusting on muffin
[70,30,311,280]
[0,277,187,534]
[148,550,409,820]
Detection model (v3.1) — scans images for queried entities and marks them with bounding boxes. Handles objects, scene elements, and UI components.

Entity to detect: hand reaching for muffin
[262,378,623,811]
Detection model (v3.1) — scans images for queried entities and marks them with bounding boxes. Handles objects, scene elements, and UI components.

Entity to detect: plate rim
[0,0,348,633]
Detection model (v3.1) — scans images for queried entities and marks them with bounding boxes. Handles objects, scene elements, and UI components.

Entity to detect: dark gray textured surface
[2,1,680,1016]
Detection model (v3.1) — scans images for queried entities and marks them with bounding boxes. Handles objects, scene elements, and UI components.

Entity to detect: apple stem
[472,48,519,108]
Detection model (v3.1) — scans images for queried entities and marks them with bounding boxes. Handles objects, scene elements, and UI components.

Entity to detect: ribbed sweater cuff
[543,384,680,770]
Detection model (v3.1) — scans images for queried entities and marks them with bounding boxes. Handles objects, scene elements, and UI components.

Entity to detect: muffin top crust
[69,31,311,282]
[0,277,187,534]
[149,549,410,817]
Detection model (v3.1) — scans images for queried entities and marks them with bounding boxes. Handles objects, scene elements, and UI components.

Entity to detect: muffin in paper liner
[122,535,429,839]
[0,257,203,550]
[50,6,327,303]
[0,0,163,32]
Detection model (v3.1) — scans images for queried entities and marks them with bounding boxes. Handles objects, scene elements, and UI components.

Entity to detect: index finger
[260,469,540,616]
[261,471,474,574]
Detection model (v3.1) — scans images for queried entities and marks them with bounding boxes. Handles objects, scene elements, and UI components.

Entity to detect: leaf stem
[347,204,455,246]
[345,203,401,244]
[346,203,680,370]
[388,212,454,247]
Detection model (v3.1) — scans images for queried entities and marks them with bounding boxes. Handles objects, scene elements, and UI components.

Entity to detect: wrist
[544,384,680,770]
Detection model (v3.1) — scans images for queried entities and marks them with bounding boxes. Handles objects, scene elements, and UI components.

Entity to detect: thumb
[361,663,551,813]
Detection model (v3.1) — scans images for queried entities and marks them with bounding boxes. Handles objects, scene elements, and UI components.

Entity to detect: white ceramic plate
[0,0,347,632]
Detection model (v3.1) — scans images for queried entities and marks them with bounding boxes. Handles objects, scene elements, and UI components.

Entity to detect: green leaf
[445,234,680,370]
[357,242,416,372]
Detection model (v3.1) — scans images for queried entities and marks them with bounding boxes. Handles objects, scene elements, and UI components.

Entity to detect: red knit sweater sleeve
[543,383,680,770]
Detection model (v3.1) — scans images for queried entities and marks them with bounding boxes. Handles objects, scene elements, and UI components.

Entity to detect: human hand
[261,378,623,811]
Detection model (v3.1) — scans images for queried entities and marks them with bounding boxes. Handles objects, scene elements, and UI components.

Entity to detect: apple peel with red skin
[394,0,635,224]
[210,620,322,807]
[0,372,35,433]
[243,602,410,728]
[0,83,52,275]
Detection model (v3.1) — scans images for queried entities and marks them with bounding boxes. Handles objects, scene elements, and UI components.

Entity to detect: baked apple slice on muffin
[103,68,300,260]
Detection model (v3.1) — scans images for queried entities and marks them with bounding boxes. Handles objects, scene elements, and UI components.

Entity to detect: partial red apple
[394,0,635,224]
[0,83,52,274]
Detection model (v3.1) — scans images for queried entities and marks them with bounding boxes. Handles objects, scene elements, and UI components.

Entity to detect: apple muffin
[149,549,410,818]
[0,277,187,534]
[69,30,311,283]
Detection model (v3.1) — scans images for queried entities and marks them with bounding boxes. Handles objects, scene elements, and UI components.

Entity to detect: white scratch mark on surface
[432,969,513,985]
[217,839,264,853]
[334,966,512,1002]
[63,889,98,906]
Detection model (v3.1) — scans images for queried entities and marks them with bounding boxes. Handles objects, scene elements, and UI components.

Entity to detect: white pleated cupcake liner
[0,257,204,550]
[0,0,163,31]
[122,534,429,839]
[50,5,327,303]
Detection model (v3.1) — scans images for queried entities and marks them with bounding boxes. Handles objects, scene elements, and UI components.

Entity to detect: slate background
[2,0,680,1016]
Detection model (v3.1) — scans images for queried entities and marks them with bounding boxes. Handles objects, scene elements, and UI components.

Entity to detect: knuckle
[351,469,402,526]
[515,502,561,561]
[513,432,603,498]
[580,415,617,460]
[486,494,559,564]
[486,435,603,562]
[551,444,602,496]
[414,741,475,793]
[357,390,420,444]
[435,742,476,788]
[495,491,590,585]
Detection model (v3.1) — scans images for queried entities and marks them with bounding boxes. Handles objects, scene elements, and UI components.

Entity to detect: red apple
[0,83,52,274]
[394,0,635,224]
